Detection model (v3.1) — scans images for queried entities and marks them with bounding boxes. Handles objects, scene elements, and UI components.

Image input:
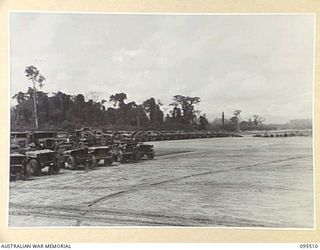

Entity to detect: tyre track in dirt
[9,203,277,227]
[86,156,306,207]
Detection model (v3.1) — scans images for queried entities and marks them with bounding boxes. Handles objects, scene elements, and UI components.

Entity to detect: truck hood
[25,149,55,157]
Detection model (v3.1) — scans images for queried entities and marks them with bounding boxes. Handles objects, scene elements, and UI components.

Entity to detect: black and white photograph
[9,12,314,228]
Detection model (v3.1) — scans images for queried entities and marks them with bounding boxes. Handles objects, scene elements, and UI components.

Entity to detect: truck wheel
[24,164,32,180]
[118,151,125,163]
[29,159,41,176]
[91,155,97,168]
[120,155,127,163]
[105,157,113,165]
[147,153,154,160]
[16,171,22,181]
[113,154,118,162]
[48,166,54,175]
[67,156,77,170]
[131,153,138,162]
[54,161,61,173]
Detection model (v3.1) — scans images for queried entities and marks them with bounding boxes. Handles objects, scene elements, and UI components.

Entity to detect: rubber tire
[118,151,125,163]
[24,164,32,180]
[91,155,97,168]
[130,152,138,162]
[120,155,127,163]
[105,157,113,165]
[15,172,22,181]
[113,154,118,162]
[29,159,41,176]
[137,152,143,160]
[55,160,61,173]
[136,151,142,161]
[67,156,77,170]
[147,153,154,160]
[48,166,54,175]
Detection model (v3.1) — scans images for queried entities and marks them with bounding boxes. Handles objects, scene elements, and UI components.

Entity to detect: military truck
[25,149,58,176]
[54,142,74,169]
[55,131,70,144]
[92,129,109,145]
[137,143,155,160]
[117,142,140,163]
[11,132,29,150]
[132,131,148,142]
[89,146,114,167]
[103,131,116,145]
[75,127,96,147]
[28,131,58,150]
[63,147,90,170]
[10,144,27,181]
[113,131,135,142]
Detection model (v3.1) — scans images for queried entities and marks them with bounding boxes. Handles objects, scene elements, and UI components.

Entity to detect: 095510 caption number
[300,244,318,248]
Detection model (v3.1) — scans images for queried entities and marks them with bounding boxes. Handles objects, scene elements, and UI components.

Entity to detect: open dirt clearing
[9,136,313,227]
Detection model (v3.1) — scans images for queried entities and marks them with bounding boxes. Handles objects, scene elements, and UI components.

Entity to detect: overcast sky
[10,13,314,123]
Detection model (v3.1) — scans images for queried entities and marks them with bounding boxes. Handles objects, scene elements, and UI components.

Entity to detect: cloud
[10,13,314,123]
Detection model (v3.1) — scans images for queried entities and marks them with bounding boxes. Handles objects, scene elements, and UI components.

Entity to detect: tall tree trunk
[32,81,39,129]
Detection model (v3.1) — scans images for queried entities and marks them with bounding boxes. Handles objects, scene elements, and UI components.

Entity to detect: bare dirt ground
[9,136,314,228]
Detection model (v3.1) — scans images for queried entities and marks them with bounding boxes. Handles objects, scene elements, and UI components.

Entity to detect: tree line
[11,65,210,131]
[212,110,271,131]
[11,89,212,131]
[11,65,268,132]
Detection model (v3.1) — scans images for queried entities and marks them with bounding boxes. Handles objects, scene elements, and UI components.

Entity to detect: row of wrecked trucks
[10,128,156,181]
[93,130,229,143]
